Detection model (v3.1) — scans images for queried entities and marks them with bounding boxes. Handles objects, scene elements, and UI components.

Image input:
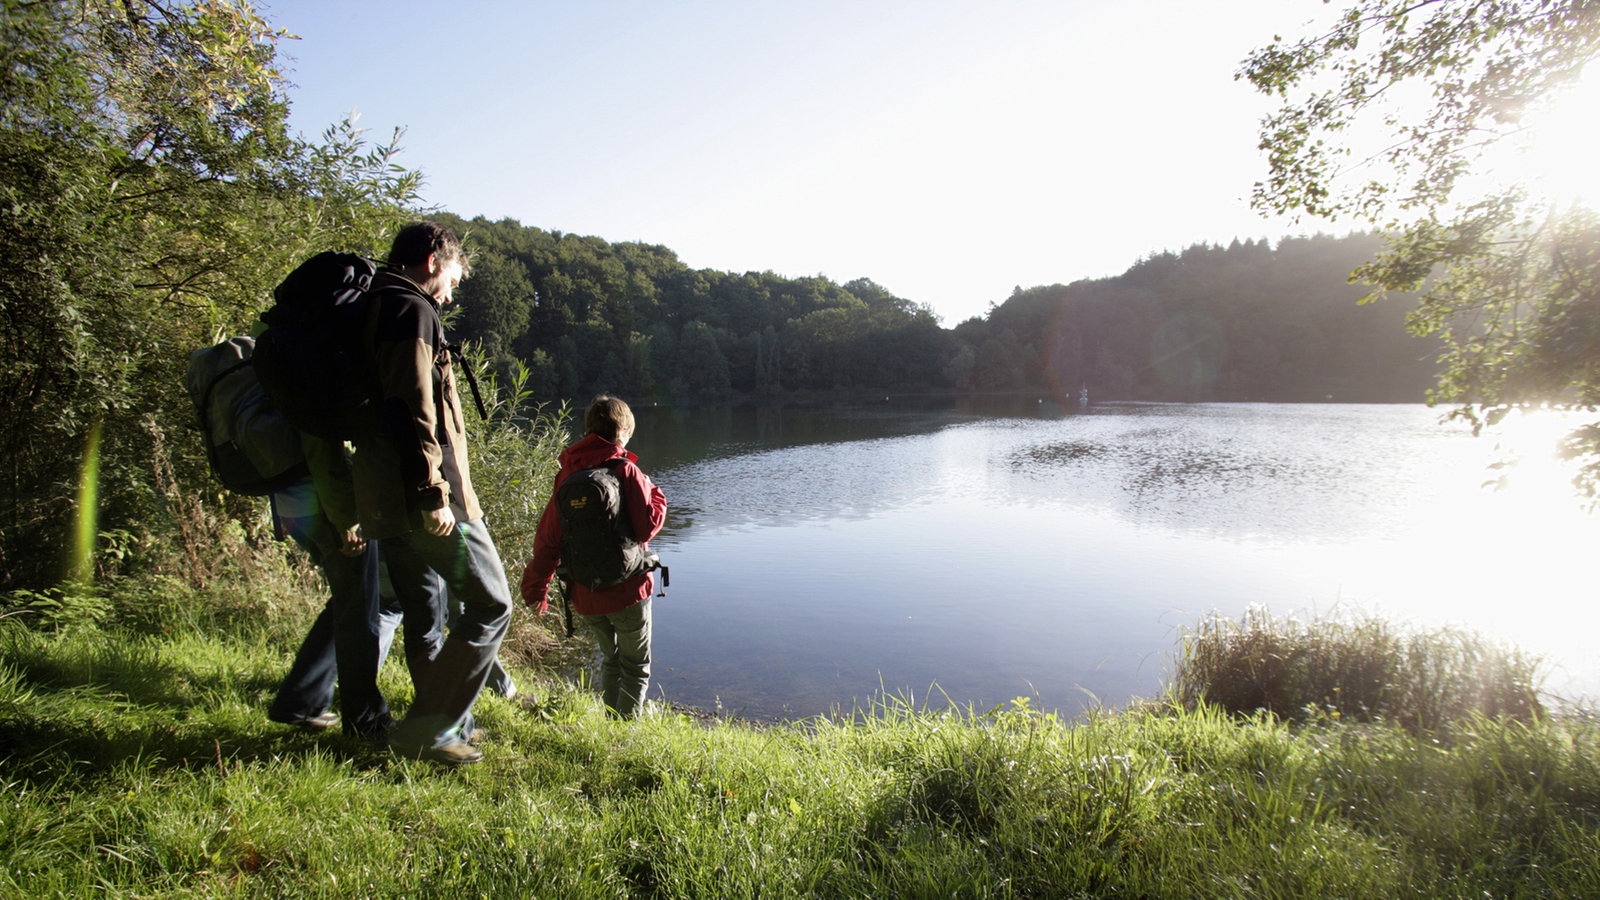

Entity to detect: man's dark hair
[386,220,470,274]
[585,395,635,443]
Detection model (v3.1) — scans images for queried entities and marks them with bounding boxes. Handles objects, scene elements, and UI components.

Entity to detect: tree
[455,249,536,377]
[0,0,419,590]
[1243,0,1600,498]
[678,322,731,399]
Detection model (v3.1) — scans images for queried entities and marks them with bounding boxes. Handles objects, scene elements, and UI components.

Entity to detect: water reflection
[642,397,1067,534]
[633,401,1600,720]
[1004,404,1458,542]
[653,402,1467,544]
[634,396,1048,471]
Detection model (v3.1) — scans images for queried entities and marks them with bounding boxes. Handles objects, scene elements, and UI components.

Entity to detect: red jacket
[521,432,667,617]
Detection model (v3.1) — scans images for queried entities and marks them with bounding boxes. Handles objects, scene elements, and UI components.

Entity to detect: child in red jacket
[521,395,667,718]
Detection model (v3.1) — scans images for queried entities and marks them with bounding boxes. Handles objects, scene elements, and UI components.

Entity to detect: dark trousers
[267,518,391,736]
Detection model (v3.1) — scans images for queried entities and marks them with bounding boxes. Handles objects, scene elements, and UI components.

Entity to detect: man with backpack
[349,221,513,766]
[185,333,394,739]
[520,395,667,719]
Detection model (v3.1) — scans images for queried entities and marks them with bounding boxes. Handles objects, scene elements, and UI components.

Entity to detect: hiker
[521,395,667,719]
[266,439,398,739]
[187,284,403,740]
[349,221,513,766]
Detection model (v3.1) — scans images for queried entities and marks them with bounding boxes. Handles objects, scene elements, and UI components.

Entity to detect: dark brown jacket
[350,270,481,539]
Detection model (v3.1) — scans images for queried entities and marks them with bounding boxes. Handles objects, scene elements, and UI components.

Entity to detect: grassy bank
[3,590,1599,898]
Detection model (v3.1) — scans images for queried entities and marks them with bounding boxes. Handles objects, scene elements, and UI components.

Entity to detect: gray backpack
[184,336,307,495]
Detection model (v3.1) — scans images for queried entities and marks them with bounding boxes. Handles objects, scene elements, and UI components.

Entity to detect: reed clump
[1171,606,1545,733]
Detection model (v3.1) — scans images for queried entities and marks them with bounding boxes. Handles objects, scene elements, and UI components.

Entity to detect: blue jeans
[582,599,652,718]
[384,518,512,751]
[267,518,398,736]
[376,551,512,734]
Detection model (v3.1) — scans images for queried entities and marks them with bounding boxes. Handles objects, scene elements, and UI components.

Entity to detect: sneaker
[271,711,339,731]
[463,727,487,746]
[409,740,483,766]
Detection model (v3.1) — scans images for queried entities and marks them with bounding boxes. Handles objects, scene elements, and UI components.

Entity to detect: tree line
[0,0,1461,596]
[444,216,1438,405]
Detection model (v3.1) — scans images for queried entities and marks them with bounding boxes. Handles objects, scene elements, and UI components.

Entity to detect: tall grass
[1171,606,1545,733]
[3,606,1599,897]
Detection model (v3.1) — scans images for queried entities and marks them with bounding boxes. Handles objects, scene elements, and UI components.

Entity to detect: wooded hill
[443,216,1437,404]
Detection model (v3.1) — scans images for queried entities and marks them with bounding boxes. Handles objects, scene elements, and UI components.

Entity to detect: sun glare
[1506,63,1600,210]
[1468,409,1593,535]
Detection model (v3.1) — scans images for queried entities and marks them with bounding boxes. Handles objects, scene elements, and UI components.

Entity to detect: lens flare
[70,420,103,585]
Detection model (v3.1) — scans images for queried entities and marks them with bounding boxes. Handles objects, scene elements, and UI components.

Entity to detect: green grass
[3,596,1599,897]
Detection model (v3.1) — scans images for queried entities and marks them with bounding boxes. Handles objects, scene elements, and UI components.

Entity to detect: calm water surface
[624,399,1600,720]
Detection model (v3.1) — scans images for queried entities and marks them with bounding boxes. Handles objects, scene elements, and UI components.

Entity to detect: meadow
[3,571,1598,899]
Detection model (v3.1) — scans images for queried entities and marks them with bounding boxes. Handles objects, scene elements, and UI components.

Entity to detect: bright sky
[260,0,1331,325]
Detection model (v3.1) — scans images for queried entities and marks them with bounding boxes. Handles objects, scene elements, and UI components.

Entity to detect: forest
[444,216,1439,405]
[0,1,1440,594]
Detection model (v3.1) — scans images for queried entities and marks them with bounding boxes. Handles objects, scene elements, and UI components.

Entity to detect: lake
[623,398,1600,721]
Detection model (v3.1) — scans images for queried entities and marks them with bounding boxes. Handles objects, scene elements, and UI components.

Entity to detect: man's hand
[422,505,456,536]
[339,526,367,557]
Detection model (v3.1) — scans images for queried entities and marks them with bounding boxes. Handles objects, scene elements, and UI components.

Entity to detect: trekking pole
[268,492,286,542]
[645,553,668,597]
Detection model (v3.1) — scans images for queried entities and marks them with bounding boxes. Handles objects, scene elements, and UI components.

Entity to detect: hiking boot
[270,710,339,731]
[409,740,483,766]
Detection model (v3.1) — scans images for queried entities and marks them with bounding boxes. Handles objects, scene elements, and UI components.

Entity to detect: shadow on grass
[0,629,392,785]
[0,712,398,785]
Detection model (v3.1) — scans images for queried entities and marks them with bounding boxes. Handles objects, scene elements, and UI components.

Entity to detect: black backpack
[251,251,382,441]
[183,336,308,495]
[555,458,659,591]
